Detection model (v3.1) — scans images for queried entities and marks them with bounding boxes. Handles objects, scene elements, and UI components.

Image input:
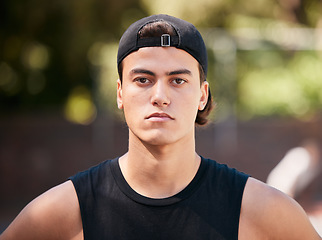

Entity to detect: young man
[1,14,320,240]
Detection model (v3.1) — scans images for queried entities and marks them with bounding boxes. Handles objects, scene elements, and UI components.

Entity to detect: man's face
[117,47,208,146]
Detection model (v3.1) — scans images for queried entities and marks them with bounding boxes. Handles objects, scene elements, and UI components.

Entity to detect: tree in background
[1,0,321,122]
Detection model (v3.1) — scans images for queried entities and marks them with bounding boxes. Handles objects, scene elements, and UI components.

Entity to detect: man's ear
[117,79,123,109]
[198,81,209,111]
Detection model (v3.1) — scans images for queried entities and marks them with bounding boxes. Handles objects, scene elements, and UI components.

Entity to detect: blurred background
[1,0,322,234]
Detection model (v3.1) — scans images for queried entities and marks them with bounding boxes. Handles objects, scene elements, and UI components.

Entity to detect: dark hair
[118,21,213,125]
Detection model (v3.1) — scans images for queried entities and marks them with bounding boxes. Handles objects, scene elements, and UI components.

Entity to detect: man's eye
[135,78,150,84]
[172,78,186,85]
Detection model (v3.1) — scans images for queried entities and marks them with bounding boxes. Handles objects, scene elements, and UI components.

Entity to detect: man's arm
[0,181,83,240]
[240,177,321,239]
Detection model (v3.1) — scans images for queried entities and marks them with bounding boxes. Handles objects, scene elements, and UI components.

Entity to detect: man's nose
[151,80,170,107]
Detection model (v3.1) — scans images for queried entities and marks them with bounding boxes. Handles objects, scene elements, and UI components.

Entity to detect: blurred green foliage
[238,50,322,119]
[1,0,321,122]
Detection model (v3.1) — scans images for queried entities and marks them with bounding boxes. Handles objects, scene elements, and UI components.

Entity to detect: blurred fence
[1,112,322,231]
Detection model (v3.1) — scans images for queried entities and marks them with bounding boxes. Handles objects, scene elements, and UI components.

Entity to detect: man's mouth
[146,112,174,121]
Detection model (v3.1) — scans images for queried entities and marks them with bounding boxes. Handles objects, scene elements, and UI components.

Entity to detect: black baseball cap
[117,14,208,78]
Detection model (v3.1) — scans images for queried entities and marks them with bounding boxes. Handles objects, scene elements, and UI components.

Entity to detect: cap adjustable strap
[137,34,179,48]
[161,34,170,46]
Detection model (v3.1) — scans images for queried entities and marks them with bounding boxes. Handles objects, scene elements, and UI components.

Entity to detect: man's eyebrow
[130,68,192,76]
[167,69,192,76]
[130,68,155,76]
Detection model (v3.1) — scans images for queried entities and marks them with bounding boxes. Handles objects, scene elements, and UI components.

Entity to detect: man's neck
[119,131,201,199]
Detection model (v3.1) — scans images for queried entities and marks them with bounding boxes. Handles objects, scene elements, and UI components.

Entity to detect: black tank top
[70,157,249,240]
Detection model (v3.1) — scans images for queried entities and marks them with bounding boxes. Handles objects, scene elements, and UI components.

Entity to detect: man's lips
[145,112,174,120]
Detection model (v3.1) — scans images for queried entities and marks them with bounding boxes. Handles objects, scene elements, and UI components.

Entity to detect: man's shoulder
[70,158,116,182]
[0,181,83,240]
[239,177,321,239]
[202,157,249,185]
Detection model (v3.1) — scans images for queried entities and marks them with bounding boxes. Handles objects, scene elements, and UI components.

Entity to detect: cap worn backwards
[117,14,208,78]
